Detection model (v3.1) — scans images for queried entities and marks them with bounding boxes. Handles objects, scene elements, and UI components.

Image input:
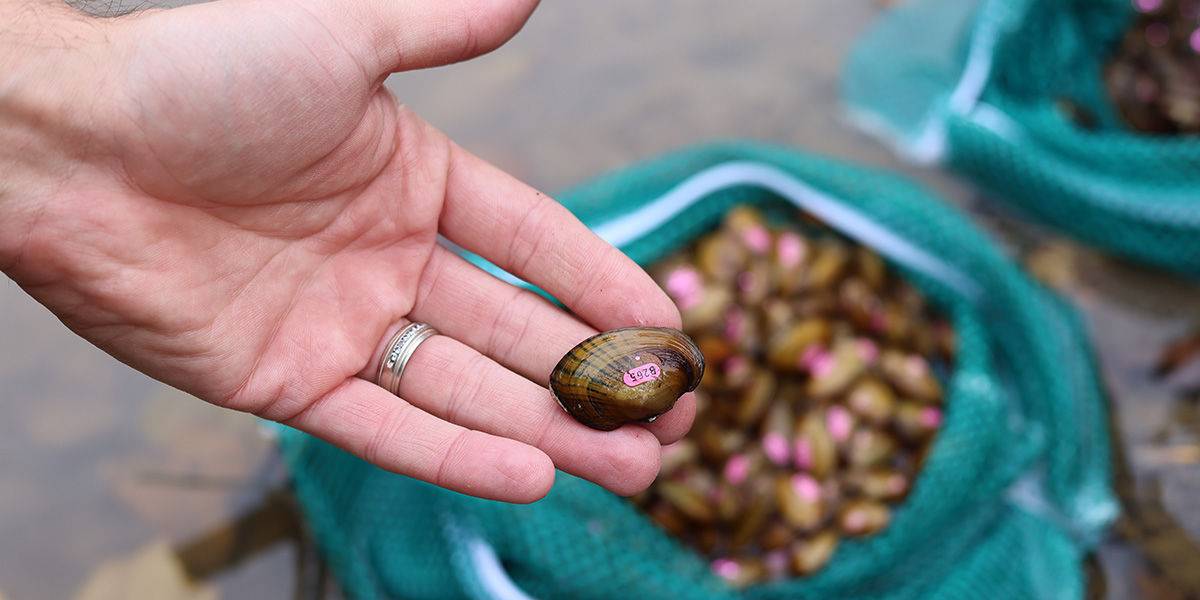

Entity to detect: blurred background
[3,1,1200,599]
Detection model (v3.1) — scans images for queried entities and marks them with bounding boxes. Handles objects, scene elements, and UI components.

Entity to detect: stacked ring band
[376,322,439,395]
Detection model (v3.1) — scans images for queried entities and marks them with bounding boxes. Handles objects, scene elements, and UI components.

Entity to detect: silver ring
[376,322,438,395]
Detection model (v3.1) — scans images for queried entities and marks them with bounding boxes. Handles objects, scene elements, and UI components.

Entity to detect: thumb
[309,0,541,78]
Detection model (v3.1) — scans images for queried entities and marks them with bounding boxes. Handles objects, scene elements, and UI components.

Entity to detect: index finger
[438,144,681,333]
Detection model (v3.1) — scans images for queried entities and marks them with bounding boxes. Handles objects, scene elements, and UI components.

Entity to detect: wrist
[0,0,112,272]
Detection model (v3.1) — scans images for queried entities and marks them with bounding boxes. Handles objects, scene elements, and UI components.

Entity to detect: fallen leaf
[72,540,218,600]
[1025,241,1080,291]
[1155,329,1200,379]
[1136,444,1200,466]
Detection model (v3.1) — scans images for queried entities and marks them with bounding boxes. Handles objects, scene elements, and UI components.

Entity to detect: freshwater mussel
[632,206,954,587]
[1104,0,1200,133]
[551,327,705,431]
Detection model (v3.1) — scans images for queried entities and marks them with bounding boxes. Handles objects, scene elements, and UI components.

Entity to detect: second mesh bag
[843,0,1200,275]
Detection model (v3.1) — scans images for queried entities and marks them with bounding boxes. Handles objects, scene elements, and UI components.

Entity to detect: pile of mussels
[1106,0,1200,133]
[632,207,955,586]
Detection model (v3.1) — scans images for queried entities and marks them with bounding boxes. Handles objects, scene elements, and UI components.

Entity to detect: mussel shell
[550,327,705,431]
[837,499,891,537]
[789,530,839,576]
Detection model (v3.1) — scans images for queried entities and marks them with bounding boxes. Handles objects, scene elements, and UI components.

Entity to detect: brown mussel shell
[550,326,705,431]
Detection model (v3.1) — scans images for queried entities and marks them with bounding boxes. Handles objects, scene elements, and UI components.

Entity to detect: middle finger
[407,245,697,443]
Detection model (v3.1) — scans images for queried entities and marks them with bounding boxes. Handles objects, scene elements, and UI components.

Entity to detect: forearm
[0,0,110,272]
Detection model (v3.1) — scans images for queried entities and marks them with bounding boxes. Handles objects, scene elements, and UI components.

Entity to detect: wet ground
[3,1,1199,599]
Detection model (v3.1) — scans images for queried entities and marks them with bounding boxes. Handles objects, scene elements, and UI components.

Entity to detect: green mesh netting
[842,0,1200,275]
[276,141,1116,600]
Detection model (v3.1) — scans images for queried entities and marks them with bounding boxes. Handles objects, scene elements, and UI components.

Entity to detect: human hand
[0,0,694,503]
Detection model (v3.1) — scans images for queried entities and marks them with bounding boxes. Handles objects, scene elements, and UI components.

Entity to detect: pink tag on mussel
[623,362,662,387]
[763,432,790,466]
[665,267,704,310]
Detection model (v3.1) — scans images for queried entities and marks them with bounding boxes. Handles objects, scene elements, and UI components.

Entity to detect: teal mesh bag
[842,0,1200,275]
[276,141,1116,600]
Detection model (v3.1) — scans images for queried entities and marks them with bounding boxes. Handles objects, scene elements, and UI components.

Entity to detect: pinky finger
[282,378,556,503]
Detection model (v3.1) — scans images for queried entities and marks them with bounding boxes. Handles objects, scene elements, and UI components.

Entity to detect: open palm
[1,0,692,502]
